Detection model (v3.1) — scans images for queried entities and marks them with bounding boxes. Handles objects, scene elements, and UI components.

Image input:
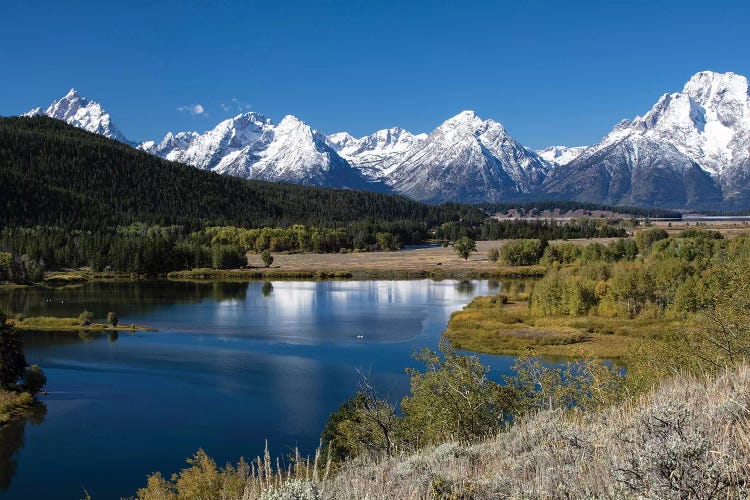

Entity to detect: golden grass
[8,316,155,332]
[42,270,136,284]
[0,390,33,425]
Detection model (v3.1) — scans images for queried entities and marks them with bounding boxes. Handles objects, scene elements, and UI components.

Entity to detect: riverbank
[0,389,36,425]
[166,266,545,281]
[8,316,156,332]
[6,242,549,285]
[444,294,680,359]
[170,242,546,281]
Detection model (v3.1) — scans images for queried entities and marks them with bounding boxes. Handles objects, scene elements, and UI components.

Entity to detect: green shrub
[487,248,500,263]
[454,237,477,260]
[78,310,93,326]
[22,365,46,396]
[211,245,246,269]
[261,250,273,268]
[500,239,544,266]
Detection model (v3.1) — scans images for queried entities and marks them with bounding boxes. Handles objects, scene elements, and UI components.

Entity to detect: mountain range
[22,71,750,210]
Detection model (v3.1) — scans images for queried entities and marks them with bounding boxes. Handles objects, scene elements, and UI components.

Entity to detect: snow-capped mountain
[24,89,131,144]
[384,111,551,203]
[20,72,750,209]
[327,127,427,181]
[141,113,375,189]
[536,146,586,166]
[542,71,750,208]
[542,135,723,208]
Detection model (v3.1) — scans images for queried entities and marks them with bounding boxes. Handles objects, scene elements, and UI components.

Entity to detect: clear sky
[2,0,749,148]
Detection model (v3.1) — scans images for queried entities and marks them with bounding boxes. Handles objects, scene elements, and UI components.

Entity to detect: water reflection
[455,280,476,295]
[0,279,518,498]
[0,405,46,491]
[0,281,249,320]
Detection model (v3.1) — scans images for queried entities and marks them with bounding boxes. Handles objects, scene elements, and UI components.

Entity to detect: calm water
[0,280,514,499]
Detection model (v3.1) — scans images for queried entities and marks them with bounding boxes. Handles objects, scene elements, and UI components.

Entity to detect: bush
[0,311,27,388]
[454,237,477,260]
[261,250,273,268]
[540,243,581,265]
[375,232,399,251]
[487,248,500,263]
[321,389,398,463]
[529,270,597,317]
[635,228,668,256]
[400,340,517,446]
[22,365,46,396]
[106,312,118,327]
[78,310,93,326]
[211,245,246,269]
[500,239,545,266]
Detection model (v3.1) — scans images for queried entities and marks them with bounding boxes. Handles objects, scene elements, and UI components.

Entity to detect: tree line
[478,200,682,219]
[435,217,628,241]
[0,116,484,230]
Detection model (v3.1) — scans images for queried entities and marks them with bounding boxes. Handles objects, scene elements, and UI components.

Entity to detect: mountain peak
[27,89,130,144]
[682,71,749,110]
[64,88,81,100]
[443,110,480,125]
[684,70,747,91]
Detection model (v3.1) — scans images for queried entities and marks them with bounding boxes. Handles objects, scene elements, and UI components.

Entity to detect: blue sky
[2,0,749,148]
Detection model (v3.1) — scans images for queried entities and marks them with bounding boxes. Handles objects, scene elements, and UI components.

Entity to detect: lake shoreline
[9,316,156,332]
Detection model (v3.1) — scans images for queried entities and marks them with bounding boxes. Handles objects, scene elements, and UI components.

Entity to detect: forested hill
[0,116,483,229]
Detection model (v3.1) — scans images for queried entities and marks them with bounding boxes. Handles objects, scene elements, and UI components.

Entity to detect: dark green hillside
[0,116,482,229]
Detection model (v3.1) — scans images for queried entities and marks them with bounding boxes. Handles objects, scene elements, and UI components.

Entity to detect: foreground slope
[0,117,481,228]
[132,365,750,498]
[327,365,749,498]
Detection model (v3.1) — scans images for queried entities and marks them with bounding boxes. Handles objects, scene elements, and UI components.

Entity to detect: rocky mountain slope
[25,88,131,144]
[380,111,550,203]
[22,71,750,208]
[327,127,427,181]
[543,71,750,208]
[140,113,375,190]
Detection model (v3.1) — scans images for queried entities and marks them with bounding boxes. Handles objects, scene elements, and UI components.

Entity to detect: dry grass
[133,365,750,499]
[0,390,33,425]
[169,243,549,281]
[8,316,155,332]
[650,220,750,239]
[322,364,750,499]
[246,241,504,273]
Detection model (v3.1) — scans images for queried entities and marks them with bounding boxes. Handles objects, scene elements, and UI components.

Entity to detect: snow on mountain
[589,71,750,181]
[140,112,272,170]
[542,71,750,208]
[141,113,374,189]
[23,72,750,208]
[326,132,358,151]
[25,89,131,144]
[536,145,587,166]
[328,127,427,180]
[542,134,723,209]
[385,111,551,203]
